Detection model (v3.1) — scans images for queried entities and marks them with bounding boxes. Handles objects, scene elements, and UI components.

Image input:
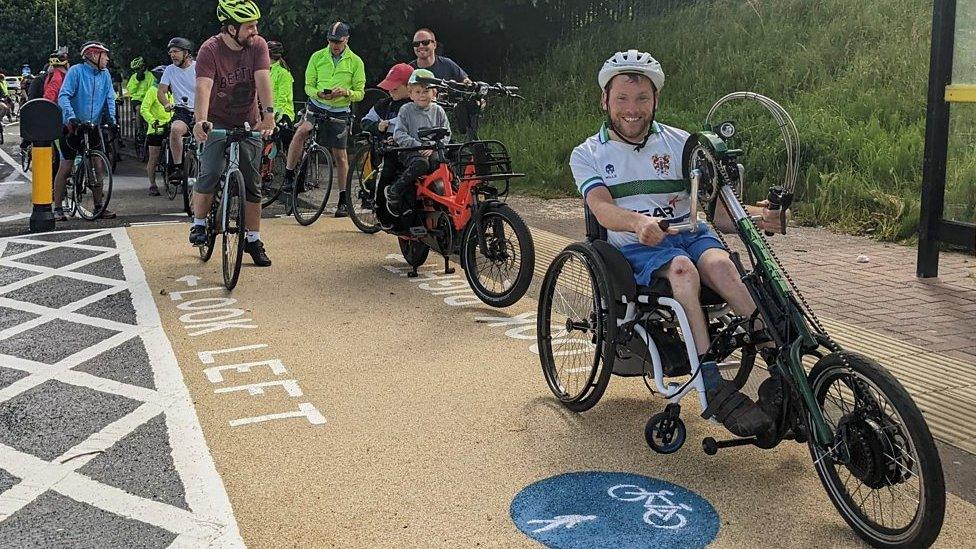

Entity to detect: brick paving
[509,196,976,365]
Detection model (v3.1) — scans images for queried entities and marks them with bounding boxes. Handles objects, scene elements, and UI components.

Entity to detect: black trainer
[244,239,272,267]
[384,186,401,216]
[698,360,773,438]
[334,191,349,218]
[189,225,207,246]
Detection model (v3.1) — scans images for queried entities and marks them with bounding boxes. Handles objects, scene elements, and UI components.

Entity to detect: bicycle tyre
[807,351,945,548]
[221,172,246,290]
[75,150,112,220]
[292,147,332,226]
[199,194,219,262]
[460,203,535,308]
[346,146,382,234]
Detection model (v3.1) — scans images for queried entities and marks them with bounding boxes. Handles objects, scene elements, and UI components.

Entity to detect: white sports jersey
[570,121,692,249]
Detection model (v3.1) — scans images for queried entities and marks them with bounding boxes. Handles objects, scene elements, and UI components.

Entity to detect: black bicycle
[283,111,343,226]
[63,122,114,220]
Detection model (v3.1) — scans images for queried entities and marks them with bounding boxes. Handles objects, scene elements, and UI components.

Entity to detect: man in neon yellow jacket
[282,22,365,217]
[140,66,172,196]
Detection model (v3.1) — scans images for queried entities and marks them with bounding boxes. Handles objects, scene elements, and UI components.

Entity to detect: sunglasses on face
[412,39,434,47]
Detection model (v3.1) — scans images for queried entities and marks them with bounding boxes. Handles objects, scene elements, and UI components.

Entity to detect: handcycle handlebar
[657,169,701,233]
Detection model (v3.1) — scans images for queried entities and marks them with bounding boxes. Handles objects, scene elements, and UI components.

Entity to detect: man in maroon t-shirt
[190,0,275,267]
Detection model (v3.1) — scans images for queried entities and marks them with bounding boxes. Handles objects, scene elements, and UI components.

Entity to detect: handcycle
[61,122,114,220]
[376,126,535,308]
[195,125,260,290]
[535,93,945,548]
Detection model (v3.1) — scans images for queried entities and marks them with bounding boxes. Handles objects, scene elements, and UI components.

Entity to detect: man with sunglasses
[408,28,479,141]
[282,21,365,218]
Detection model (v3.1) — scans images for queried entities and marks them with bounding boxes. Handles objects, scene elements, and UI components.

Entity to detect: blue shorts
[619,222,725,286]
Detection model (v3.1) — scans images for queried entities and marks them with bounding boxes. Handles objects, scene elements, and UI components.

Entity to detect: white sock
[246,231,259,243]
[193,218,206,227]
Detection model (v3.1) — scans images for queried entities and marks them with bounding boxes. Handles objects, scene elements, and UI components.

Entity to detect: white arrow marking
[526,514,598,533]
[176,275,201,287]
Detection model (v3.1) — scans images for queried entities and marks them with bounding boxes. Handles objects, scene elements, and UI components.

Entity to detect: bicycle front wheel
[293,148,333,226]
[346,147,382,234]
[460,203,535,307]
[183,150,198,216]
[199,195,218,262]
[75,150,113,220]
[808,351,945,548]
[221,172,246,290]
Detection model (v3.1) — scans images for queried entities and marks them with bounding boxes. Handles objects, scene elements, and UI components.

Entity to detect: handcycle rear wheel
[807,351,945,549]
[221,172,247,290]
[460,204,534,308]
[537,243,616,412]
[293,147,333,226]
[345,146,382,234]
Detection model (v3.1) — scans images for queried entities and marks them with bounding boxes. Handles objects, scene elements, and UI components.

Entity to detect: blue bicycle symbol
[608,484,693,530]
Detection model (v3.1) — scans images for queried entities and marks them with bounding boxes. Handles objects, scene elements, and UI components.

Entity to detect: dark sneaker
[97,207,116,220]
[244,239,272,267]
[54,208,67,222]
[189,225,207,246]
[334,194,349,218]
[169,167,184,183]
[384,186,401,216]
[699,360,773,438]
[148,186,161,196]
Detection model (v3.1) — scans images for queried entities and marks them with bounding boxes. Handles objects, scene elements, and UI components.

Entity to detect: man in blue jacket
[53,41,118,220]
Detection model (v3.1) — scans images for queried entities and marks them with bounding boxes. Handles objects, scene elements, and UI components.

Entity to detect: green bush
[483,0,976,241]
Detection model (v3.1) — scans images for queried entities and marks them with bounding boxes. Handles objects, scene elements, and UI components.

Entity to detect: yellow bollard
[29,143,56,232]
[32,145,54,205]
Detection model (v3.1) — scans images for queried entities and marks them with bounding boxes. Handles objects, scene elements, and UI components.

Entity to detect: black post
[917,0,956,278]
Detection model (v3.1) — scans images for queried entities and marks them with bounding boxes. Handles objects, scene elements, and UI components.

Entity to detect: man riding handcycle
[536,50,945,549]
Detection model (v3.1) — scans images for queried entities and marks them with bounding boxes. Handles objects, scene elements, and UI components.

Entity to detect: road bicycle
[62,122,114,220]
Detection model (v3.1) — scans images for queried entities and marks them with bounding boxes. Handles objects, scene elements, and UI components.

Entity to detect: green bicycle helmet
[130,56,145,70]
[217,0,261,23]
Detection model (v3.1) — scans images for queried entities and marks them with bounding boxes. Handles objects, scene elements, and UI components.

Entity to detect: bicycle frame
[700,135,834,448]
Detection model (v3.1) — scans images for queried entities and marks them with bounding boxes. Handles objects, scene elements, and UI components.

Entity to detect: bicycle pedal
[701,436,757,456]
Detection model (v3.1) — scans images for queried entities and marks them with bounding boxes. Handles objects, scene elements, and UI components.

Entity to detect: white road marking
[0,145,29,180]
[0,212,30,223]
[0,228,245,547]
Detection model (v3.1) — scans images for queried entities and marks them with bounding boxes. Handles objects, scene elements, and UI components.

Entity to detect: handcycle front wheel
[75,150,113,220]
[221,172,247,290]
[460,203,535,308]
[345,146,382,234]
[537,243,616,412]
[807,351,945,549]
[292,147,333,226]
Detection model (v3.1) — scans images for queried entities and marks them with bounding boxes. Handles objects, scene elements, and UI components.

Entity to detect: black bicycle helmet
[167,37,194,52]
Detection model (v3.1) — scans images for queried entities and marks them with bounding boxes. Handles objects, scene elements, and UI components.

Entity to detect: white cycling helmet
[598,49,665,91]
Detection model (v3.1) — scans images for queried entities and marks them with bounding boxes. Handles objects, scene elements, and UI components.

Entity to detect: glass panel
[945,103,976,223]
[955,0,976,84]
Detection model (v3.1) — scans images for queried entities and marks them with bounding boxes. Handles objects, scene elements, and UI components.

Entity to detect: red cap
[378,63,414,91]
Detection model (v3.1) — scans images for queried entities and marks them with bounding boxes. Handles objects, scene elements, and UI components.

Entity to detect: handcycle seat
[589,225,726,308]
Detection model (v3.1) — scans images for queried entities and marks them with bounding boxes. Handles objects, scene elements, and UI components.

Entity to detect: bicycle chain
[700,155,836,348]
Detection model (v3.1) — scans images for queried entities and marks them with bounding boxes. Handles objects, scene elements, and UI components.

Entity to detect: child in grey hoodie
[385,69,451,216]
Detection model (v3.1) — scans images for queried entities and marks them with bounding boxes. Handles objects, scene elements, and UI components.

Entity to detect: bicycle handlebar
[658,169,702,234]
[206,128,262,140]
[415,76,522,99]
